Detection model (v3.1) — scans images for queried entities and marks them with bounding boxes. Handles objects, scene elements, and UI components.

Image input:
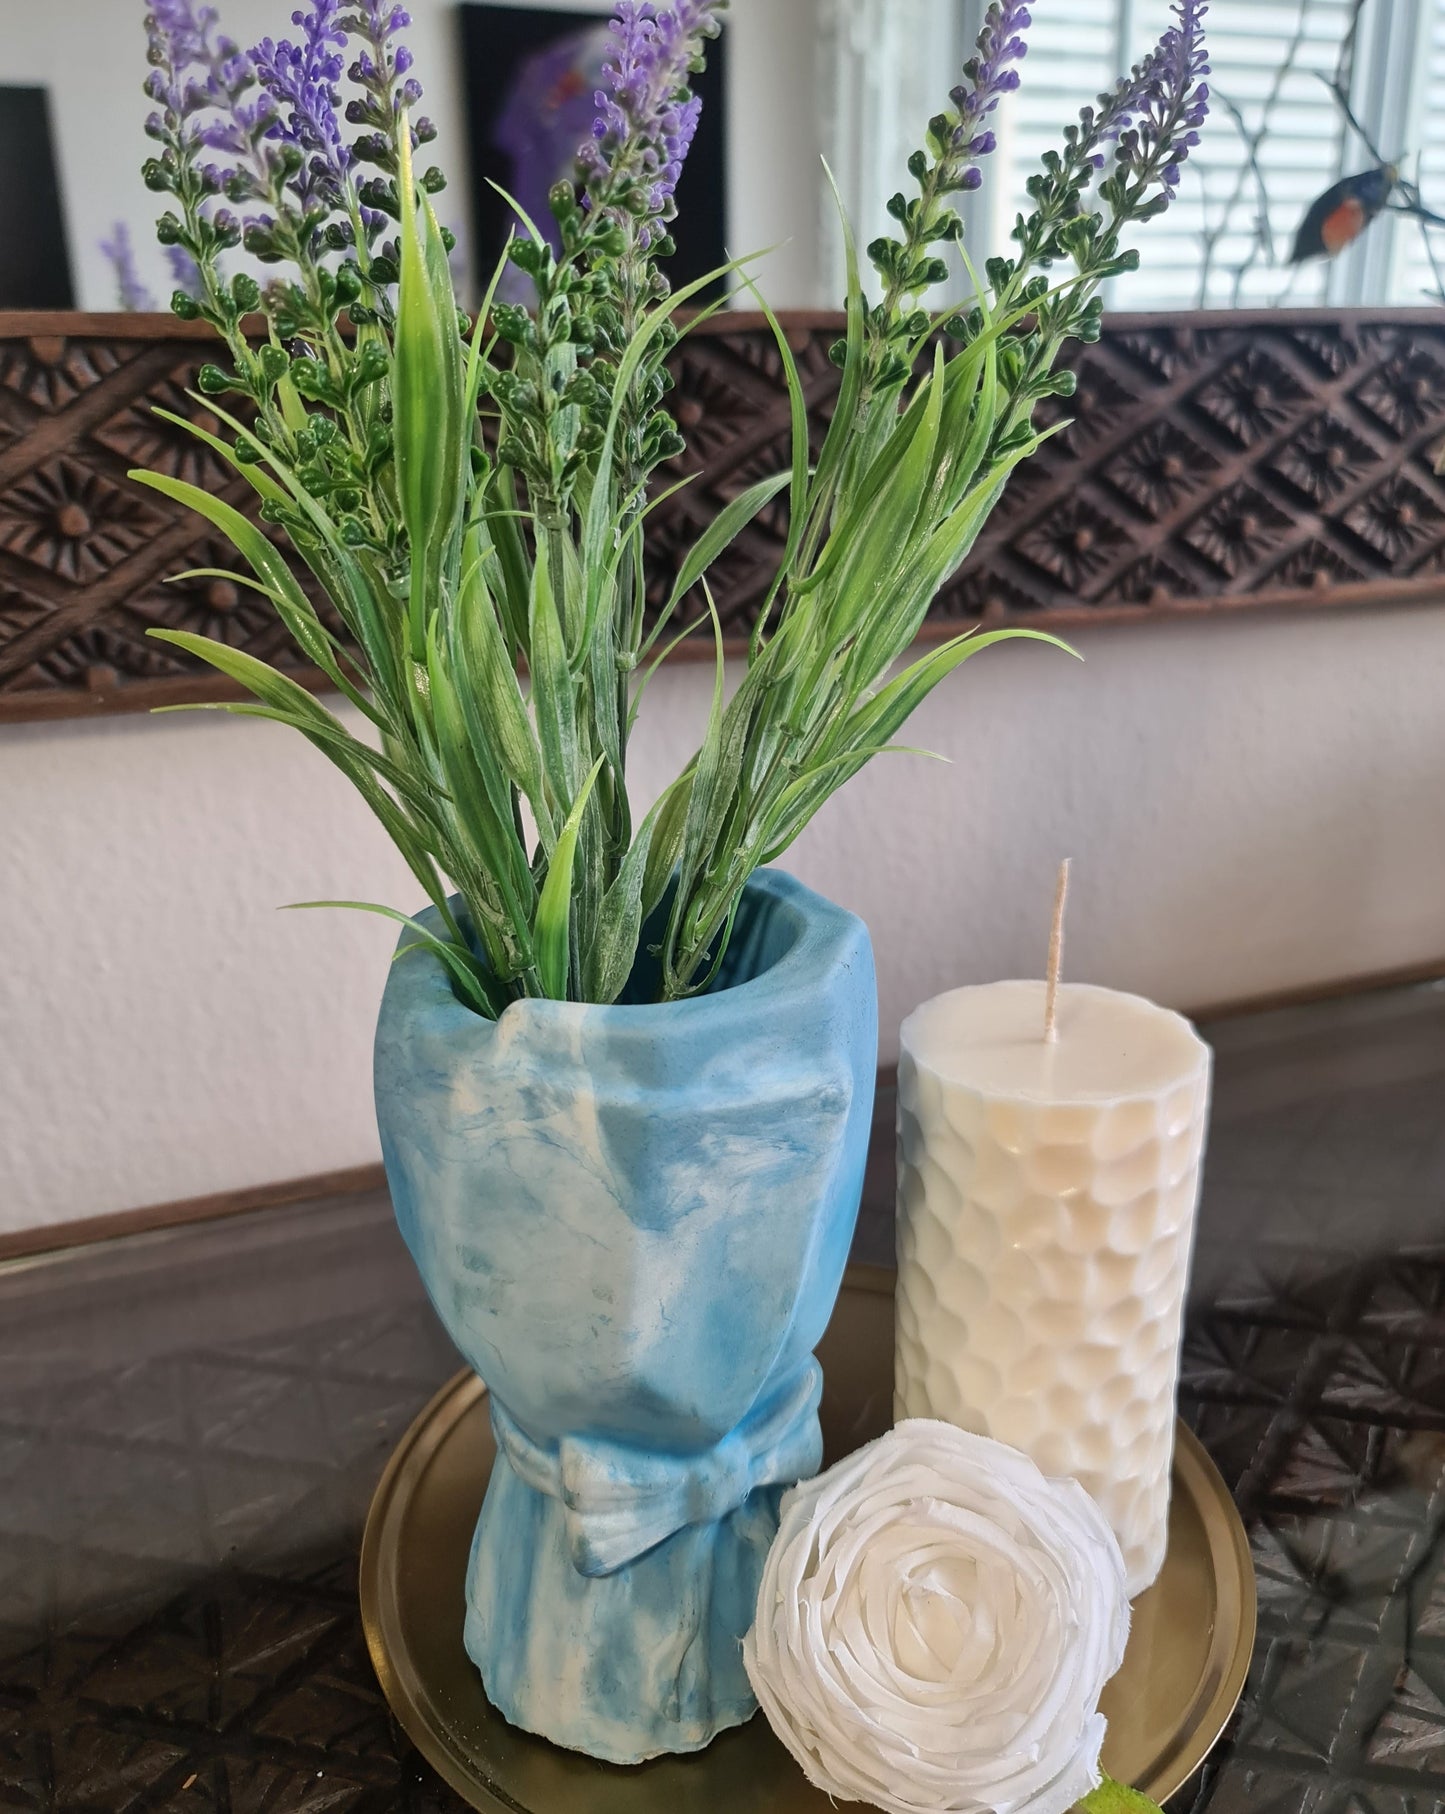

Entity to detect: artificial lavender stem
[142,0,251,332]
[862,0,1031,390]
[1101,0,1210,198]
[250,1,353,213]
[578,0,725,248]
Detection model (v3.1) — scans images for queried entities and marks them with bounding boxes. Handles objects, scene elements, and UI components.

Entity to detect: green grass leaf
[156,698,437,823]
[580,250,766,610]
[425,616,537,980]
[836,341,949,645]
[284,899,497,1018]
[167,392,408,713]
[158,558,382,729]
[148,628,469,957]
[131,472,380,719]
[661,587,768,991]
[584,807,662,1004]
[394,109,466,661]
[483,468,534,658]
[736,279,809,644]
[528,539,581,813]
[148,405,293,512]
[464,235,514,427]
[1079,1777,1167,1814]
[535,755,605,1000]
[667,583,727,917]
[452,547,553,849]
[811,159,867,505]
[641,470,790,661]
[832,627,1079,765]
[641,768,694,923]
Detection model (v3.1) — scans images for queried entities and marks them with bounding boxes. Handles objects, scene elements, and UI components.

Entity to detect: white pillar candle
[894,980,1211,1596]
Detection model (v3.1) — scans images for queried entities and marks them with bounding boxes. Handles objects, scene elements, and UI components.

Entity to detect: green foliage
[139,1,1206,1019]
[1080,1775,1168,1814]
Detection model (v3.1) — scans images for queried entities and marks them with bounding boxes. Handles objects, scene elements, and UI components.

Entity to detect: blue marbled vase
[374,869,877,1764]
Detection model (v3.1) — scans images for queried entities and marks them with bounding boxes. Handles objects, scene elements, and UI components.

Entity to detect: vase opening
[613,876,812,1006]
[447,873,815,1014]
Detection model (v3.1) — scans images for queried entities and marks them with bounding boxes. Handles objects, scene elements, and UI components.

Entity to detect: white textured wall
[5,603,1445,1236]
[2,0,823,312]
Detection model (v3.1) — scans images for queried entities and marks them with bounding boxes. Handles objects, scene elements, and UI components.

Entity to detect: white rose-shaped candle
[896,864,1211,1594]
[743,1419,1130,1814]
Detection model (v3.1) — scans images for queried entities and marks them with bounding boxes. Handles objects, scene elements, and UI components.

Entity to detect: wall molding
[0,1163,389,1271]
[5,306,1445,722]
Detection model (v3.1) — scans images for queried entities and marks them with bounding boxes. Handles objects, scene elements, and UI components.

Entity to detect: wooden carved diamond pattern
[0,458,167,584]
[933,311,1445,630]
[4,307,1445,721]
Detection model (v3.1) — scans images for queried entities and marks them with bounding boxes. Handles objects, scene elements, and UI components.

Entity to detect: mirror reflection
[3,0,1443,317]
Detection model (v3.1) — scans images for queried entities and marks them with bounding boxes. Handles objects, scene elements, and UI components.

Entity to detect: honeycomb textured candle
[895,981,1211,1596]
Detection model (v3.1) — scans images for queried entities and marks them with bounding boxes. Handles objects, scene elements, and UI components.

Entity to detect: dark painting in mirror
[0,87,74,310]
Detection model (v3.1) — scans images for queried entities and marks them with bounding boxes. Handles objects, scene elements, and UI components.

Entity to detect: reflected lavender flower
[495,24,611,303]
[147,0,218,75]
[165,243,207,300]
[147,1,257,135]
[578,0,725,244]
[99,222,155,311]
[145,1,210,127]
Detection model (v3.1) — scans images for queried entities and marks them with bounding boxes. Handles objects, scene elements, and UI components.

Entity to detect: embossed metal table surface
[4,978,1445,1813]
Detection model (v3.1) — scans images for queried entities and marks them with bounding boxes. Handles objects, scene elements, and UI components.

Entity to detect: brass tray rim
[360,1269,1257,1813]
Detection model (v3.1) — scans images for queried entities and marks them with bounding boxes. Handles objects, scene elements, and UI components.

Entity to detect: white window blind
[1389,1,1445,304]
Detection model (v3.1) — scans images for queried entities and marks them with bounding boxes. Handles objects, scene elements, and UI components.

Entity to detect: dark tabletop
[4,980,1445,1813]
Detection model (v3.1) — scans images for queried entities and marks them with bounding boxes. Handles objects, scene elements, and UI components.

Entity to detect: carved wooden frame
[3,306,1445,723]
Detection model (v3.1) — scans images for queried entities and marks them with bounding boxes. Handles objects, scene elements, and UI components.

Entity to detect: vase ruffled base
[464,1360,825,1762]
[464,1468,780,1762]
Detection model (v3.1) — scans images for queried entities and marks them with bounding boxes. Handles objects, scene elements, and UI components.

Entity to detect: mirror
[2,0,1439,317]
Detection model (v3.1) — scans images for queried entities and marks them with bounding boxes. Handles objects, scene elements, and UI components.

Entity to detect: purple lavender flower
[251,3,353,210]
[146,0,274,214]
[342,3,428,136]
[1090,0,1209,190]
[338,0,435,249]
[99,221,155,311]
[945,0,1030,192]
[145,1,213,133]
[578,0,726,245]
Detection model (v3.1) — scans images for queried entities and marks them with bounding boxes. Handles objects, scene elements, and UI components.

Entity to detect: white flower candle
[744,1419,1130,1814]
[895,957,1211,1597]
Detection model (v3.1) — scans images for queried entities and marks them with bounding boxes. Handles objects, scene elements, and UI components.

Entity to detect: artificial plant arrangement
[135,0,1209,1775]
[137,0,1206,1016]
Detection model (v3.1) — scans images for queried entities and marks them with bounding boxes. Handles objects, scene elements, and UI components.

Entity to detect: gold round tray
[361,1264,1256,1813]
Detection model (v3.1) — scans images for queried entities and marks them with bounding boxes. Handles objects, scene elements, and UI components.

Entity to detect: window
[822,0,1445,311]
[1391,1,1445,304]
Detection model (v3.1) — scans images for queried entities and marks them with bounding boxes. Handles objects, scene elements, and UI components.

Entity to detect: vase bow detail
[489,1361,825,1577]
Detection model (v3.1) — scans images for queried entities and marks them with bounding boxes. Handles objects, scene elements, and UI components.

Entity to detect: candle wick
[1044,858,1071,1043]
